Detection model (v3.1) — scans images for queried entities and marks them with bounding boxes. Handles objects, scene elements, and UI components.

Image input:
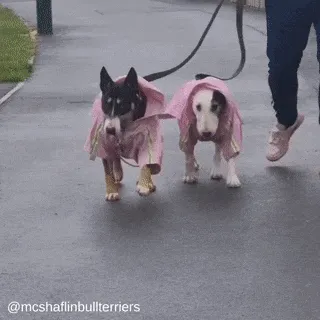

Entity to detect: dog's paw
[226,174,241,188]
[136,183,156,196]
[194,161,200,171]
[210,168,223,180]
[183,174,198,184]
[105,192,120,201]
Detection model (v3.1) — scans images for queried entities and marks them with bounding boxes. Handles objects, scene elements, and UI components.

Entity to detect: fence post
[36,0,53,35]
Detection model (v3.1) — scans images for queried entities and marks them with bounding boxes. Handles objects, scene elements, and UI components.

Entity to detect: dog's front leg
[113,157,123,184]
[136,165,156,196]
[226,158,241,188]
[102,159,120,201]
[183,152,199,184]
[210,144,223,180]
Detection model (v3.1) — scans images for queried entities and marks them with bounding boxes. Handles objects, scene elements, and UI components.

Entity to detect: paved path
[0,0,319,319]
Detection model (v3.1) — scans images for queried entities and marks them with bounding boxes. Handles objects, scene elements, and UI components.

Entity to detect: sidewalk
[0,1,319,319]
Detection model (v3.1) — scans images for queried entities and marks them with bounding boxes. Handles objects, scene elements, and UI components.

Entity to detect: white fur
[106,192,120,201]
[210,146,241,188]
[183,88,241,188]
[136,184,151,196]
[136,182,156,196]
[226,158,241,188]
[184,146,241,188]
[183,154,199,184]
[192,89,219,136]
[103,117,121,136]
[210,144,223,180]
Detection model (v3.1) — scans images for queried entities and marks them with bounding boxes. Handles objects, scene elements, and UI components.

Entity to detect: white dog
[165,77,243,188]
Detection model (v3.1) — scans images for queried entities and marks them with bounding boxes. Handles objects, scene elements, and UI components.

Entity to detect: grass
[0,4,36,83]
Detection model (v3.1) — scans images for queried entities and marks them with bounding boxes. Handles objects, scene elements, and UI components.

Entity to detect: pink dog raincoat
[165,77,243,161]
[84,75,173,175]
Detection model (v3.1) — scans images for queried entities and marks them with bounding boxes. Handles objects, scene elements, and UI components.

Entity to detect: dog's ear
[212,90,227,108]
[100,66,113,93]
[124,67,139,90]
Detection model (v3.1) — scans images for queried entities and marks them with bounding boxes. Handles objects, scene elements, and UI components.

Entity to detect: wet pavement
[0,0,319,319]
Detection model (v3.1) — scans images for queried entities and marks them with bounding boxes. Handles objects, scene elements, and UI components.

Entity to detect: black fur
[211,90,227,114]
[100,66,147,124]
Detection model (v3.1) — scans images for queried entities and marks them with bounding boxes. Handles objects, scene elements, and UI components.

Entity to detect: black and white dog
[84,67,168,201]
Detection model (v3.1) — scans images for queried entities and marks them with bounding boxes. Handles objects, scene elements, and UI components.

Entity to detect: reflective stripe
[231,135,240,153]
[147,129,153,164]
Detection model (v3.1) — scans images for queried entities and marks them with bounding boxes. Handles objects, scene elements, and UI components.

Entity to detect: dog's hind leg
[103,159,120,201]
[113,157,123,184]
[226,157,241,188]
[210,144,223,180]
[136,165,156,196]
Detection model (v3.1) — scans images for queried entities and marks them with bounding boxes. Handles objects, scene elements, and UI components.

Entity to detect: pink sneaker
[266,114,304,162]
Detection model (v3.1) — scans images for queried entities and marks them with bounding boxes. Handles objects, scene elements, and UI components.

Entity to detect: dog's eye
[116,99,121,104]
[107,98,112,103]
[196,104,201,112]
[211,104,218,112]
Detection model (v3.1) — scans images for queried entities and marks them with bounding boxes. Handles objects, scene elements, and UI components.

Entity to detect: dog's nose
[106,127,116,135]
[201,131,212,138]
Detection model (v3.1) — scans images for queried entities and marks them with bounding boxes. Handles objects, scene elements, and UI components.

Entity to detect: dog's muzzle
[104,116,121,136]
[198,131,216,141]
[104,111,135,136]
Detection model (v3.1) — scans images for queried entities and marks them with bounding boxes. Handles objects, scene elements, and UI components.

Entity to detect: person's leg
[265,0,313,161]
[266,0,313,126]
[315,20,320,64]
[313,8,320,122]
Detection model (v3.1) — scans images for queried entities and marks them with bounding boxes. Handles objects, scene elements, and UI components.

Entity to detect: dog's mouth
[200,131,214,139]
[106,127,116,135]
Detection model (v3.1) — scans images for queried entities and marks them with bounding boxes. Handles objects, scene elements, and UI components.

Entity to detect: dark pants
[266,0,320,127]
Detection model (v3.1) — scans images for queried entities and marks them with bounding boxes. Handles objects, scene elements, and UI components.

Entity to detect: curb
[0,23,37,108]
[0,82,25,107]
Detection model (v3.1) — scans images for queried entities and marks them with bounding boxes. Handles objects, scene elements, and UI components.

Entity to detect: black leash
[196,0,246,80]
[143,0,246,83]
